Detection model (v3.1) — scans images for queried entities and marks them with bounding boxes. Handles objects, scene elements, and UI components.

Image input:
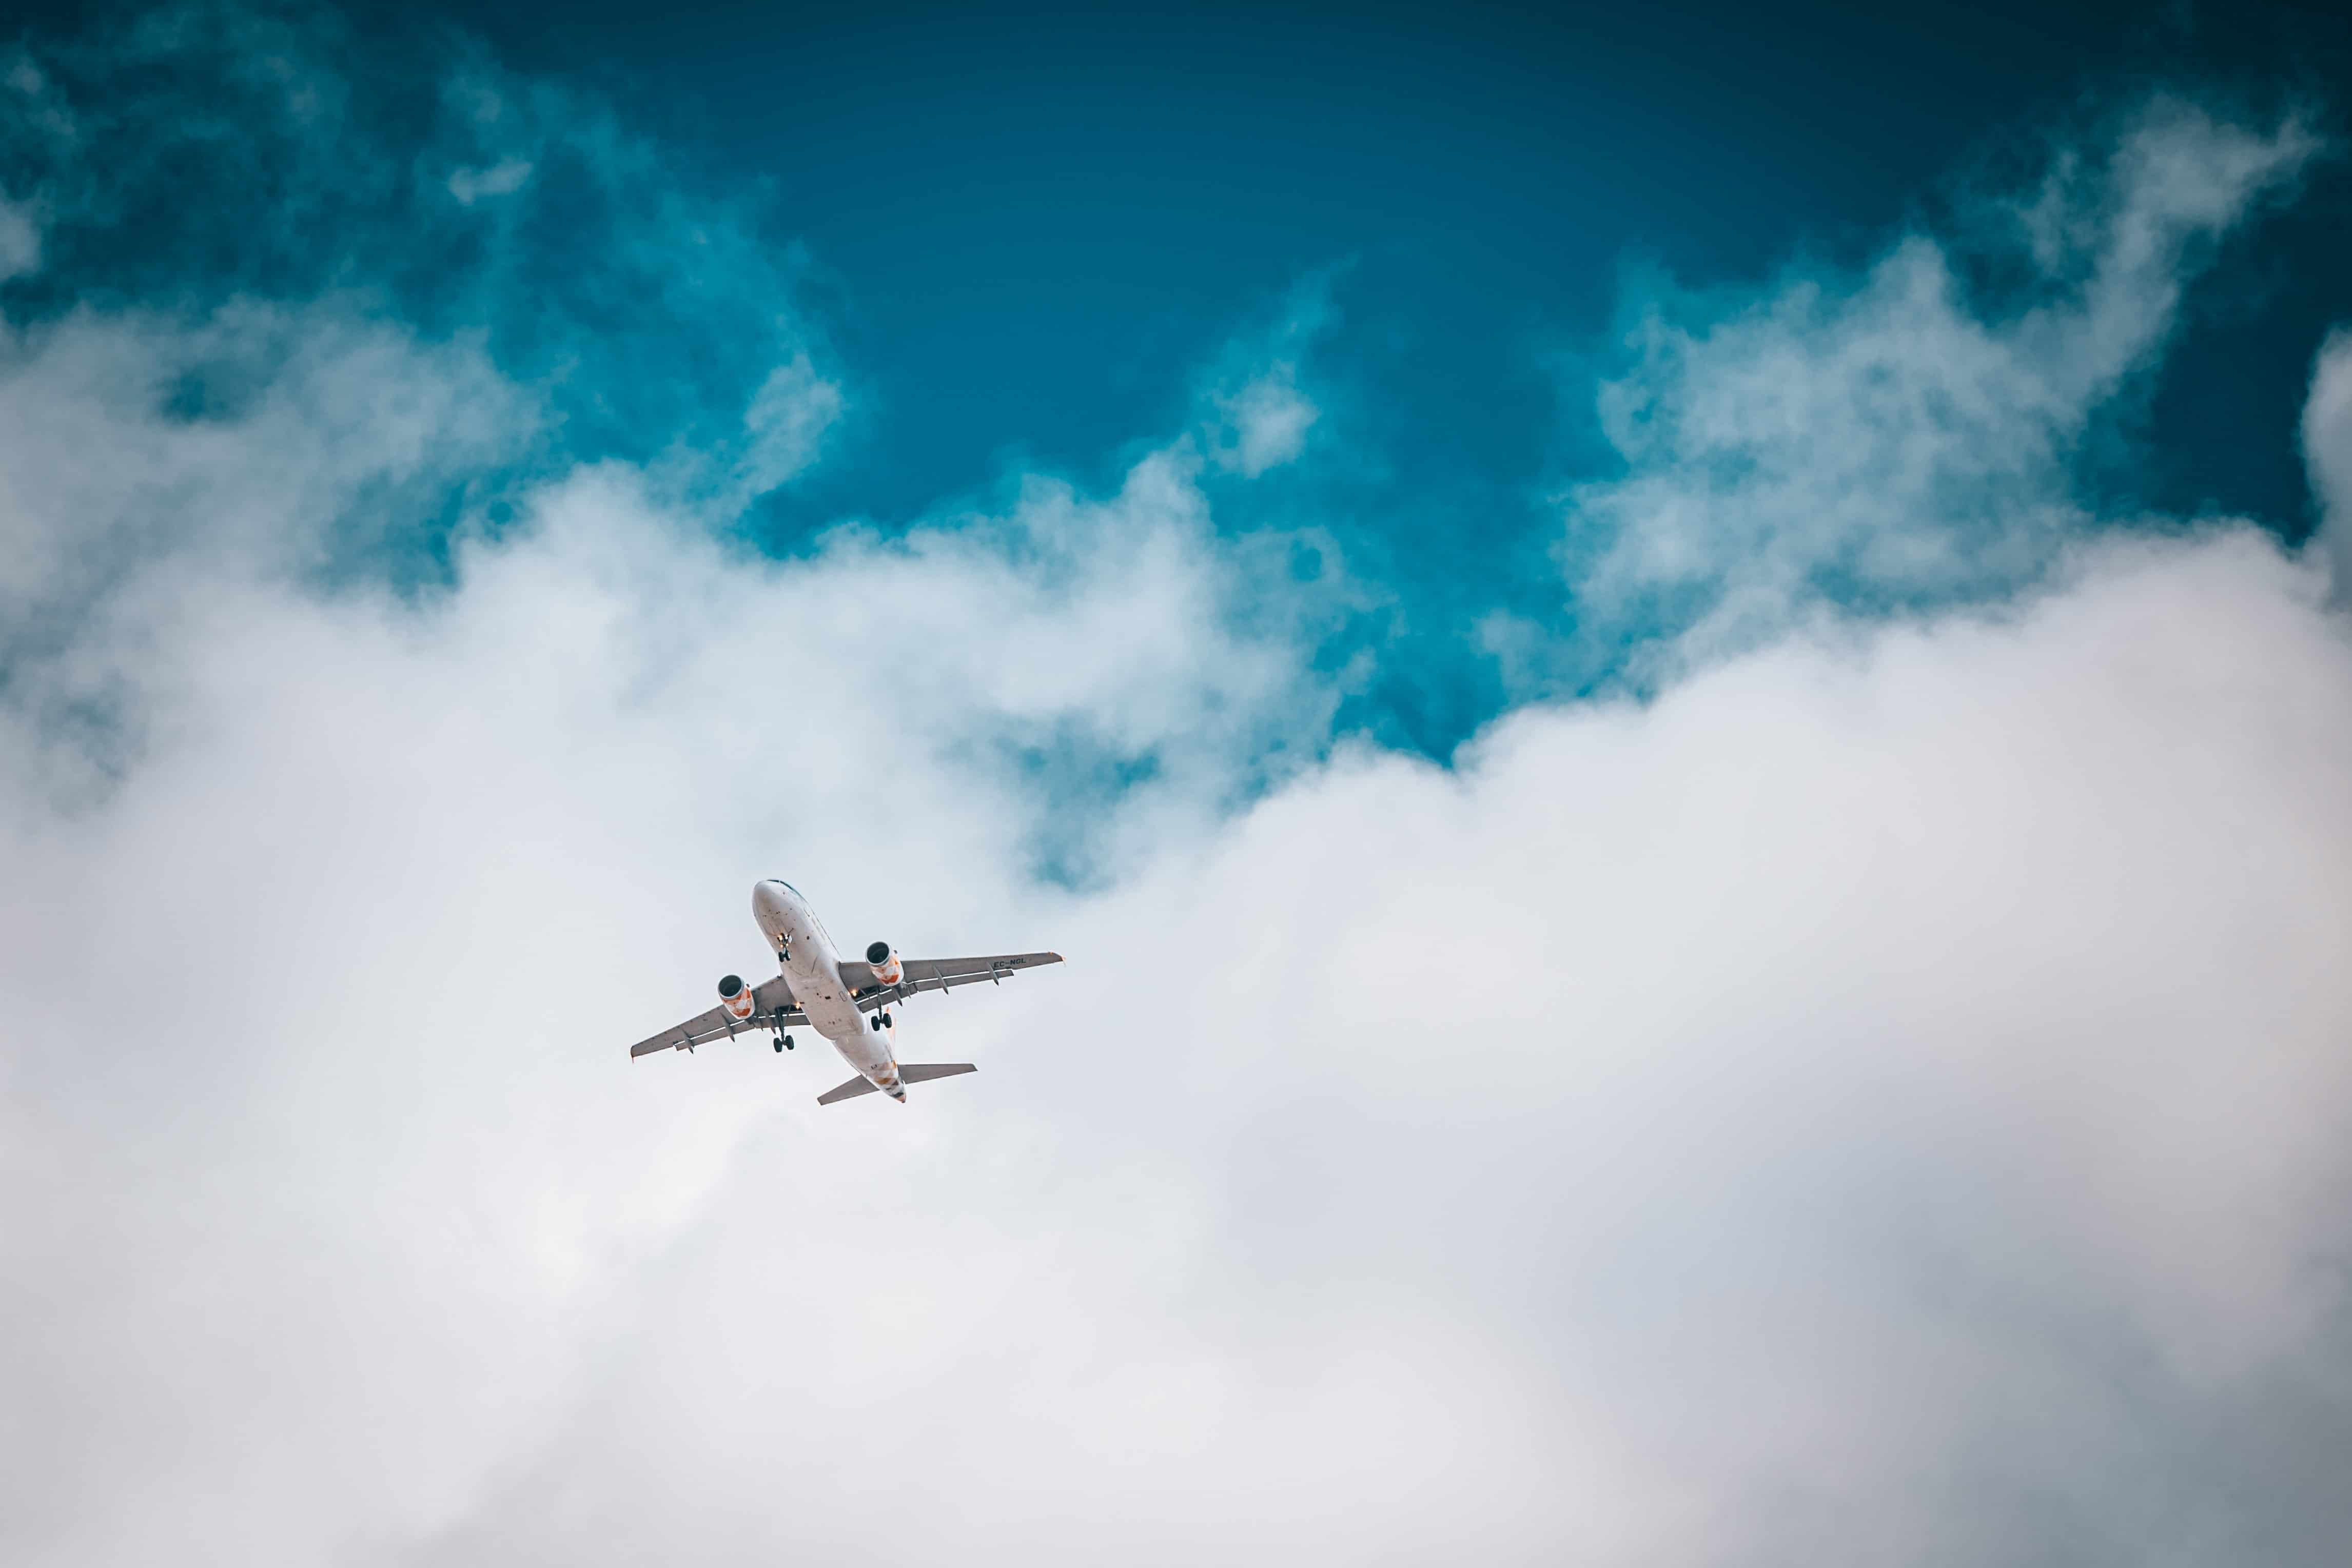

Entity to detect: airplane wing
[627,974,807,1059]
[838,951,1064,1009]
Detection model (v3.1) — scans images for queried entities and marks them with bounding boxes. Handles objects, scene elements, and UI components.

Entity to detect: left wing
[627,974,807,1059]
[835,951,1064,1010]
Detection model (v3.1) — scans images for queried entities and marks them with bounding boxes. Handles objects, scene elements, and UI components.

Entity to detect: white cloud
[6,485,2350,1563]
[1566,100,2318,670]
[0,300,530,809]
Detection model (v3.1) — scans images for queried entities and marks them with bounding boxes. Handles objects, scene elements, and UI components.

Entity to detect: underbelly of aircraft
[795,974,894,1079]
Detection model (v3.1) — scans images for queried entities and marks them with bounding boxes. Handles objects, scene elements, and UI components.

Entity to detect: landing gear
[775,1033,794,1052]
[879,1011,892,1030]
[869,1013,882,1032]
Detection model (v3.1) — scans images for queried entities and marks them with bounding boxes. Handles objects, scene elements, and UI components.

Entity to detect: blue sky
[463,0,2350,524]
[443,0,2352,546]
[8,5,2352,1563]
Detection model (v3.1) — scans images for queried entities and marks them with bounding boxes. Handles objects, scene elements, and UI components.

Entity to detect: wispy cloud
[1562,98,2321,675]
[736,354,844,499]
[0,0,839,519]
[1200,276,1338,477]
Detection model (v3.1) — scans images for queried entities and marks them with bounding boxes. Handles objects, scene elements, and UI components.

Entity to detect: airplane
[626,877,1063,1105]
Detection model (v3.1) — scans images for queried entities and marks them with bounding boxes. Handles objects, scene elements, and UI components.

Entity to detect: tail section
[816,1063,976,1106]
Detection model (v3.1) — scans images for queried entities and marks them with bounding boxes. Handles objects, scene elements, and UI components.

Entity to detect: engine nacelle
[864,941,903,986]
[717,973,755,1022]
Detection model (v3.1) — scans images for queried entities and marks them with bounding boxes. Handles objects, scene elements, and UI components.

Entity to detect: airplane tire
[773,1038,782,1053]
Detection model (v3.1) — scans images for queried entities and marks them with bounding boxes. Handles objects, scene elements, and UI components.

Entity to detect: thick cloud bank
[6,499,2350,1566]
[3,15,2351,1564]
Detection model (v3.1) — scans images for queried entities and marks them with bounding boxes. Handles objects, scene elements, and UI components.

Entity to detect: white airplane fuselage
[752,878,904,1100]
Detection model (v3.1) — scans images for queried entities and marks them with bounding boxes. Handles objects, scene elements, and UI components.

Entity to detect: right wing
[628,974,806,1059]
[834,952,1064,1007]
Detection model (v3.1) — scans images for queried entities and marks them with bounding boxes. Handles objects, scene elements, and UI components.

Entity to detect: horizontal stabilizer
[815,1063,977,1106]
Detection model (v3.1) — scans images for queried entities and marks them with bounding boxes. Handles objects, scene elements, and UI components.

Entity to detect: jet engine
[865,941,903,986]
[717,973,755,1023]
